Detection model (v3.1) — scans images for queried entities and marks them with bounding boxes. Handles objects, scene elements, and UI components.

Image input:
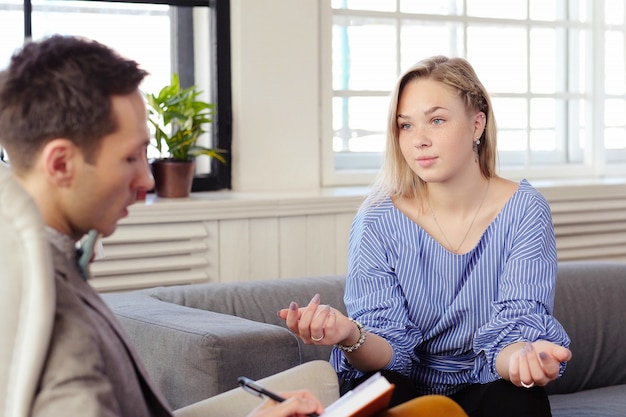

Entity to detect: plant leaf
[145,72,226,164]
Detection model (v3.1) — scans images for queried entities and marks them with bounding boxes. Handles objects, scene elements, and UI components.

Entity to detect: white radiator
[91,222,212,291]
[544,182,626,261]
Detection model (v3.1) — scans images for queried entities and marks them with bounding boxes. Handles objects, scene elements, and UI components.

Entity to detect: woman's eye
[432,118,444,125]
[399,123,411,130]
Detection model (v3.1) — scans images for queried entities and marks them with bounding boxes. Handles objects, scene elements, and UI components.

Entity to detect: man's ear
[41,139,78,187]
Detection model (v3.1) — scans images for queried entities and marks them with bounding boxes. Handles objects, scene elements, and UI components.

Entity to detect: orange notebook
[322,372,395,417]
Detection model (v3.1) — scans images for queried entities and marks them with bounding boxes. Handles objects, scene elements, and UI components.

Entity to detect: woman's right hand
[279,294,394,372]
[277,294,354,346]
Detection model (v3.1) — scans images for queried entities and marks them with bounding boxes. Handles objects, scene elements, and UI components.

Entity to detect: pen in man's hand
[237,376,320,417]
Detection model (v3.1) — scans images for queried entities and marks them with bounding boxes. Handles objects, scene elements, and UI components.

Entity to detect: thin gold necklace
[426,179,491,254]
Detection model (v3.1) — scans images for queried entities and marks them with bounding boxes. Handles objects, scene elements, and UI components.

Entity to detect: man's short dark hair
[0,35,149,172]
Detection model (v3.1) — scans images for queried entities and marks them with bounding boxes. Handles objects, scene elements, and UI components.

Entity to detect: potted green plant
[146,73,226,198]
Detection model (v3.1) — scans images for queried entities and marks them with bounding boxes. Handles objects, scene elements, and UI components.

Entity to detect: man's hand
[246,390,324,417]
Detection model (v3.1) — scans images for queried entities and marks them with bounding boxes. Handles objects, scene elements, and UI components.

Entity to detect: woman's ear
[41,138,78,187]
[473,111,486,139]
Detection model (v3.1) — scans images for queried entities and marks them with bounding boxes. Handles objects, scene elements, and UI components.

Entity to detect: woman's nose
[412,127,430,148]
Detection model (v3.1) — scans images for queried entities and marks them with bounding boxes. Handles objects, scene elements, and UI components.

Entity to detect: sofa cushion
[546,261,626,395]
[105,291,303,409]
[549,384,626,417]
[148,275,348,364]
[148,275,348,325]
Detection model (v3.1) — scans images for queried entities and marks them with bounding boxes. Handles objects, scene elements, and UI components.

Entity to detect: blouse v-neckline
[390,179,528,255]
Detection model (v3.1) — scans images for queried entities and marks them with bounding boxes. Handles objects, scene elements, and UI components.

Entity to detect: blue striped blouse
[330,179,570,395]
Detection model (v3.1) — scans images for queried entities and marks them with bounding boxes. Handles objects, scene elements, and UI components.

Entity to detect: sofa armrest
[103,291,302,410]
[173,360,340,417]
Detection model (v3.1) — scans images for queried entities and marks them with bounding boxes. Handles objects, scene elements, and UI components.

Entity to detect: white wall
[230,0,321,192]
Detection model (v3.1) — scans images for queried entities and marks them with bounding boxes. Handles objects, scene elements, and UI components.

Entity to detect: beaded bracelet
[335,318,367,353]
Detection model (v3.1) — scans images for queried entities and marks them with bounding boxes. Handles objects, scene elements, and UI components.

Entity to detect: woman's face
[396,77,485,184]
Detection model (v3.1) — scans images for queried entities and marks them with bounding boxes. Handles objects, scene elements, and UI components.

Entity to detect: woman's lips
[416,156,437,168]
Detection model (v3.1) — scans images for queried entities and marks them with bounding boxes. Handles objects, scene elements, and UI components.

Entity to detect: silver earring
[473,138,481,163]
[473,139,480,153]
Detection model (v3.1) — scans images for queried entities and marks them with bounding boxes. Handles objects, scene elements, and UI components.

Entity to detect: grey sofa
[103,261,626,416]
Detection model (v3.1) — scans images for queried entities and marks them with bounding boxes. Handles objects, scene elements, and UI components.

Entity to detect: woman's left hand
[503,340,572,388]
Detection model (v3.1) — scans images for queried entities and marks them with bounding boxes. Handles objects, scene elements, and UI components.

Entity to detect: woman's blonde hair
[369,55,497,205]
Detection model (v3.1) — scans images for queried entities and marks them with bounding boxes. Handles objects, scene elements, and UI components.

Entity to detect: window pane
[492,98,527,130]
[332,96,387,153]
[333,16,397,91]
[568,28,588,94]
[530,0,589,21]
[530,28,557,93]
[605,127,626,150]
[530,130,557,154]
[605,99,626,127]
[467,0,527,19]
[400,21,464,69]
[530,0,588,22]
[530,98,557,129]
[467,26,527,93]
[31,0,171,95]
[399,0,463,15]
[571,0,589,22]
[332,0,395,12]
[606,149,626,163]
[529,0,557,21]
[530,129,568,165]
[0,1,24,68]
[605,31,625,95]
[499,131,528,153]
[529,99,584,164]
[605,0,624,25]
[498,130,527,166]
[566,101,586,164]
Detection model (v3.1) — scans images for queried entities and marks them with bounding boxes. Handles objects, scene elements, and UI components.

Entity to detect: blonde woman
[281,56,572,417]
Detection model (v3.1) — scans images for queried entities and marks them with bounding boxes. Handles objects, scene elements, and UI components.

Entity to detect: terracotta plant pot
[151,159,195,198]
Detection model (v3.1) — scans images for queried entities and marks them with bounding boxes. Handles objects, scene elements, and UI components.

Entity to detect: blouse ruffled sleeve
[330,202,423,380]
[473,191,570,380]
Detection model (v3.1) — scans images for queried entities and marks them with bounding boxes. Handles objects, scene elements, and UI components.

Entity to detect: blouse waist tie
[417,351,477,373]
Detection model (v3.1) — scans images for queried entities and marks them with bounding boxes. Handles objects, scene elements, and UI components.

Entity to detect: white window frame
[321,0,626,187]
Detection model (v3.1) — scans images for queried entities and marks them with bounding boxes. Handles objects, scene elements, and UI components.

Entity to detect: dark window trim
[194,0,232,191]
[20,0,232,191]
[82,0,212,7]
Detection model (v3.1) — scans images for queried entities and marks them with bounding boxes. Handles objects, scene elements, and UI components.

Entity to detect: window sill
[127,186,371,224]
[126,177,626,224]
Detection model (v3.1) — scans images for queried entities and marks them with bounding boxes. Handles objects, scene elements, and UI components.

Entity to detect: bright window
[323,0,625,186]
[31,1,173,107]
[0,0,231,191]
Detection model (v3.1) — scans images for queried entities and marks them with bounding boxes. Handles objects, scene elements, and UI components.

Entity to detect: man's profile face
[68,90,154,238]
